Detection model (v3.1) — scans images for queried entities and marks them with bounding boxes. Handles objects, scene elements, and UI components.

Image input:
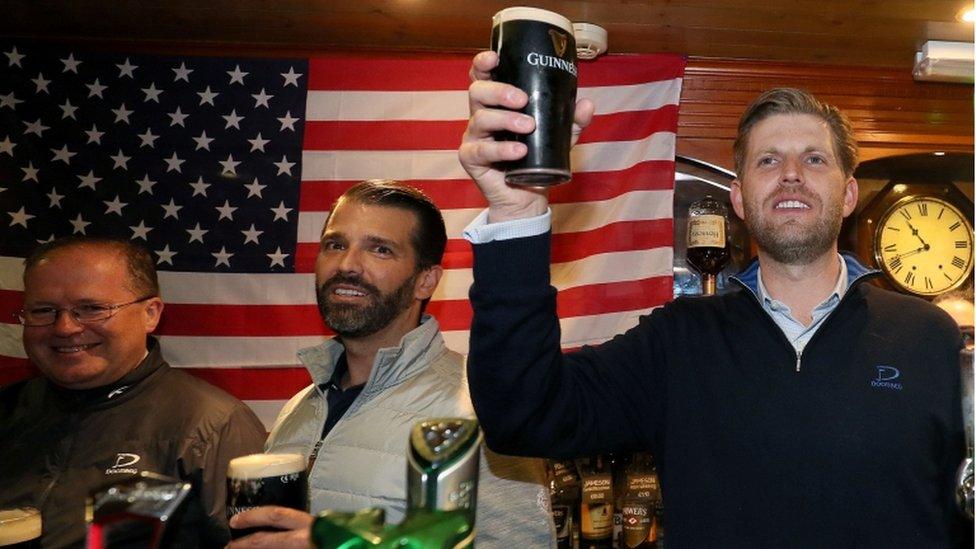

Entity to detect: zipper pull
[307,439,324,473]
[795,350,802,373]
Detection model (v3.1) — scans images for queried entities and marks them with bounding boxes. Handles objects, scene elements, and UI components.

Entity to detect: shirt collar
[758,253,848,312]
[323,352,350,392]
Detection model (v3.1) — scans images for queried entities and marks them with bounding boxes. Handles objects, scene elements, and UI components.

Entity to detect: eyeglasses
[15,296,156,327]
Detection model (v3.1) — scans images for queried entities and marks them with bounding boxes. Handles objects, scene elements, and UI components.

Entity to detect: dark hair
[733,87,859,178]
[23,236,160,297]
[338,179,447,271]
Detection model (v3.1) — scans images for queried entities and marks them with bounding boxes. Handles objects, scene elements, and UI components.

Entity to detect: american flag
[0,45,685,427]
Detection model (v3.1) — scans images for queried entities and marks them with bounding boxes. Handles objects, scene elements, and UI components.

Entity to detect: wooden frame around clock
[856,181,974,298]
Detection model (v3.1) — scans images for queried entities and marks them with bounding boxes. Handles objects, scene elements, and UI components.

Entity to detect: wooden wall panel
[677,58,975,172]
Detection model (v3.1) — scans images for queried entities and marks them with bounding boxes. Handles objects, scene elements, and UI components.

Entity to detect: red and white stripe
[0,53,685,427]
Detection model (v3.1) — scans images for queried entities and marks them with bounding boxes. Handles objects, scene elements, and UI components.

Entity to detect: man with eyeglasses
[0,236,267,548]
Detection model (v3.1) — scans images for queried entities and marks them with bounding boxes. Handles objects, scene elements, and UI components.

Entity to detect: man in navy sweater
[458,51,965,547]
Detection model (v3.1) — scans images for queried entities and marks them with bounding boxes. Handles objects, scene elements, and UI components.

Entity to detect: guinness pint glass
[226,453,308,539]
[491,6,578,186]
[0,507,41,549]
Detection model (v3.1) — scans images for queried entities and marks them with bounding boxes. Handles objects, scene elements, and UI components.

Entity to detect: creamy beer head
[227,453,305,479]
[0,507,41,547]
[492,6,573,34]
[227,454,308,539]
[491,6,578,186]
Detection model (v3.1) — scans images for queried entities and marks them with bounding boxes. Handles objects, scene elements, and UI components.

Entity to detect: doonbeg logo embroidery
[870,365,903,391]
[549,29,568,57]
[106,452,141,475]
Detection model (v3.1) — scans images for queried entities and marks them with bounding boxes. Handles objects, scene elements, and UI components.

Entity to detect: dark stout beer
[226,453,308,539]
[491,7,578,186]
[0,508,41,549]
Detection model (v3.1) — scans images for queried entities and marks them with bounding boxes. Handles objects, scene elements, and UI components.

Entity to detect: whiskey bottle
[686,195,730,295]
[577,455,614,549]
[548,460,580,549]
[619,453,661,549]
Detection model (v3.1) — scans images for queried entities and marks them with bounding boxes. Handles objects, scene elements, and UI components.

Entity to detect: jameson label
[580,473,613,537]
[626,473,659,501]
[581,474,612,504]
[551,461,578,488]
[551,461,573,477]
[621,501,657,548]
[687,214,726,248]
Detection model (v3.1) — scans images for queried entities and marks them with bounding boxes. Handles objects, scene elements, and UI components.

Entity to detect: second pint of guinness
[491,6,578,186]
[226,453,308,539]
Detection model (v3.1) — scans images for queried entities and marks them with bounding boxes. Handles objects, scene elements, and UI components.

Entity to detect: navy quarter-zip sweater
[468,231,964,548]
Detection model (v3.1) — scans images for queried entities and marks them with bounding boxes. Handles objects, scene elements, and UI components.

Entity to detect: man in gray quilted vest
[228,179,555,548]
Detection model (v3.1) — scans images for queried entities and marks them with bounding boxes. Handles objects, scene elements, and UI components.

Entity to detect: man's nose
[780,156,803,184]
[51,309,86,334]
[336,247,364,273]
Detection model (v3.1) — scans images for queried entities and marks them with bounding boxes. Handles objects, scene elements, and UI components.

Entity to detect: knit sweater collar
[732,252,877,300]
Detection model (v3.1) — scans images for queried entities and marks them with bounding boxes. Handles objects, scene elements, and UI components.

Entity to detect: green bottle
[311,418,483,549]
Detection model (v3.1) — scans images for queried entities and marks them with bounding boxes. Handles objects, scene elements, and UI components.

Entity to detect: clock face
[874,196,974,296]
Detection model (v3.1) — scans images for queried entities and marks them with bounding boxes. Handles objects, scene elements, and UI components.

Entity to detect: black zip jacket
[468,231,965,548]
[0,337,267,548]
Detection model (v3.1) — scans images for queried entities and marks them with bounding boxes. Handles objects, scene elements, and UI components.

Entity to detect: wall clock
[873,195,973,296]
[856,179,974,298]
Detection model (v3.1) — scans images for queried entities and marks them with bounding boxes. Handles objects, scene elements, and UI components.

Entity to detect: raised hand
[458,51,594,223]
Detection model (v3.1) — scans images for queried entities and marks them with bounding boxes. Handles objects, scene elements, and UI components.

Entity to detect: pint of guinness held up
[491,6,578,186]
[226,453,308,539]
[0,507,41,549]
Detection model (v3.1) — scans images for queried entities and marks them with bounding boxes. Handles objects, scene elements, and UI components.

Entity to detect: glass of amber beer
[491,6,579,186]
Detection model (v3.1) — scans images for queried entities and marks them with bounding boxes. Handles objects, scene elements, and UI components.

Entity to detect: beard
[744,185,844,265]
[316,272,418,338]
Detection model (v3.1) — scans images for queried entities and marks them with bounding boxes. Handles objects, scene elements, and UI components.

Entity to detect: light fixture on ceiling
[913,40,974,83]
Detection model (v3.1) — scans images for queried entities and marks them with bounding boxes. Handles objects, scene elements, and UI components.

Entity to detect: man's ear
[730,179,746,220]
[143,298,164,333]
[842,177,859,218]
[414,265,443,301]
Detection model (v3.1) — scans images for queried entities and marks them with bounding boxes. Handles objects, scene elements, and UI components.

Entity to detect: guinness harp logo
[549,29,569,57]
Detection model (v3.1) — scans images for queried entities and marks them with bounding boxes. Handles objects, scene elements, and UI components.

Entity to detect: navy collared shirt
[319,352,365,439]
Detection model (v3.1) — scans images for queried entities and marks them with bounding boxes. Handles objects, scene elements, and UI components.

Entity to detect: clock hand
[904,220,929,248]
[893,246,928,260]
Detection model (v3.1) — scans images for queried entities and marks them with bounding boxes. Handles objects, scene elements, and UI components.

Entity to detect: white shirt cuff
[462,209,552,243]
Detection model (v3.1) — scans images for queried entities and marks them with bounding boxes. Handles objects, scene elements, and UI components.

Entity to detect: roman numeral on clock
[956,240,968,249]
[950,221,961,231]
[918,203,928,216]
[924,276,933,290]
[889,256,903,273]
[952,256,966,269]
[904,271,915,287]
[899,209,912,220]
[883,244,897,252]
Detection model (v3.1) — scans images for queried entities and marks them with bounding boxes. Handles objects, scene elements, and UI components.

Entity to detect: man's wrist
[486,200,548,224]
[463,209,551,244]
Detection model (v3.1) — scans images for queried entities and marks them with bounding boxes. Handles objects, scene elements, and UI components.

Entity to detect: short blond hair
[733,88,859,178]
